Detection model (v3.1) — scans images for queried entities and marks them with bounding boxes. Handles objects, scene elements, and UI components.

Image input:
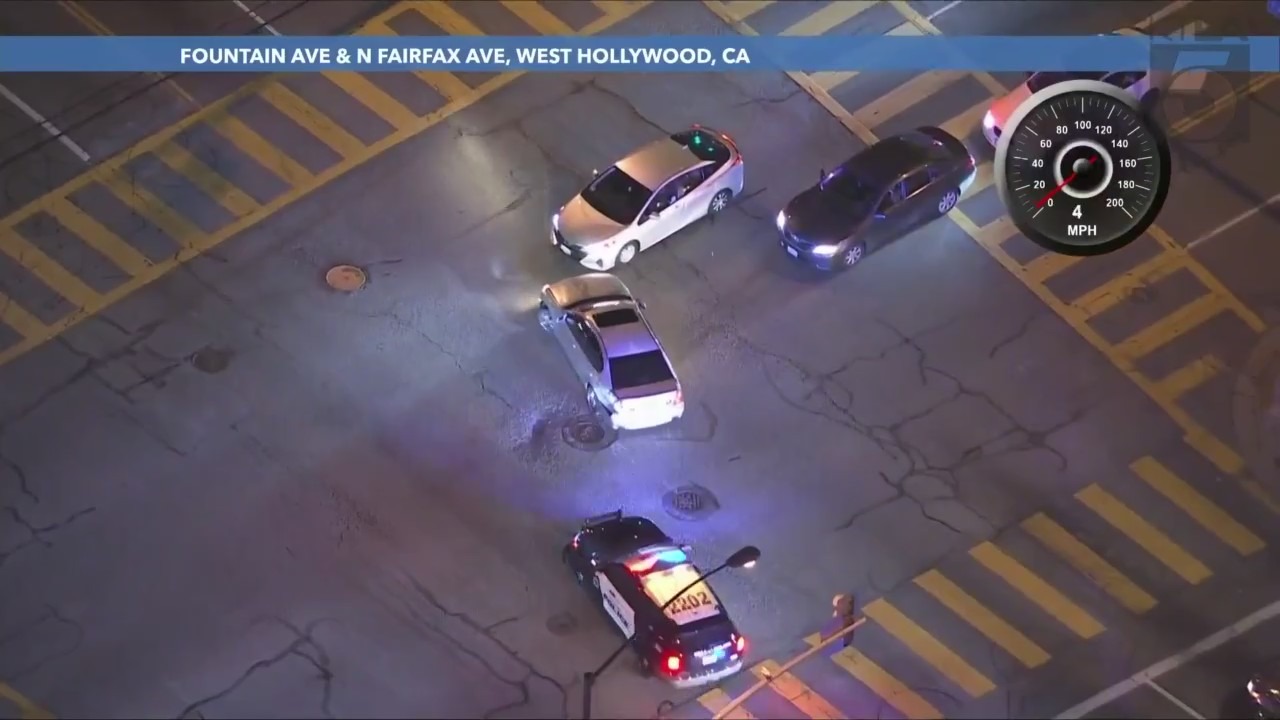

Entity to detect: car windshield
[580,166,652,225]
[609,350,673,389]
[1027,71,1107,93]
[820,165,869,201]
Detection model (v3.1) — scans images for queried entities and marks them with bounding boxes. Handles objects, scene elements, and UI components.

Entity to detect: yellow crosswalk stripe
[1069,251,1183,319]
[361,20,475,102]
[913,569,1050,668]
[863,598,994,698]
[210,114,314,186]
[967,163,993,197]
[697,687,757,719]
[256,83,366,159]
[1076,484,1213,584]
[101,175,206,251]
[500,0,573,34]
[0,292,48,339]
[1130,457,1265,555]
[781,1,877,35]
[809,21,922,91]
[828,647,943,719]
[940,100,989,144]
[47,196,151,276]
[151,142,260,219]
[1152,355,1225,401]
[0,228,99,308]
[0,681,54,720]
[1021,512,1158,614]
[853,71,967,129]
[719,0,774,22]
[1113,294,1226,365]
[322,72,417,129]
[751,659,844,719]
[408,0,484,34]
[970,541,1105,639]
[1022,251,1083,284]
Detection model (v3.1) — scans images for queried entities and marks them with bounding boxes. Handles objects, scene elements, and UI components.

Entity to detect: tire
[615,241,640,266]
[708,189,732,216]
[938,189,960,215]
[838,242,866,270]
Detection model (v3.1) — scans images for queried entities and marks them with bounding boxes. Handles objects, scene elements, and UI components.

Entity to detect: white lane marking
[926,0,962,21]
[0,82,91,162]
[1055,597,1280,719]
[232,0,282,36]
[1187,191,1280,250]
[1147,680,1207,719]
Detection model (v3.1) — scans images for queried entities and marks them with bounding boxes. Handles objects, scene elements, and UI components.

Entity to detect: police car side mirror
[681,544,692,554]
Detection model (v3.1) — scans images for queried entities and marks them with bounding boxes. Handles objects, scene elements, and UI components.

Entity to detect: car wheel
[838,242,866,270]
[537,301,554,331]
[938,189,959,214]
[615,241,640,266]
[708,189,732,216]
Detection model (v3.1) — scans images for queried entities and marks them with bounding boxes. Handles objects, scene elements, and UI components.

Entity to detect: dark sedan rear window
[670,130,730,164]
[609,350,673,389]
[581,166,652,225]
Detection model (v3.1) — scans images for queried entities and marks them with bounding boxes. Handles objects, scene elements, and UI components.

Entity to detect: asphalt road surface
[2,1,1280,719]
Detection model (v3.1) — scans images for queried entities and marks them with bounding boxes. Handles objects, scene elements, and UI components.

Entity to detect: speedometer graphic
[994,79,1172,256]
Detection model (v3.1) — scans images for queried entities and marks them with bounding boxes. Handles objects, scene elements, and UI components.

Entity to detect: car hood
[557,195,627,248]
[988,83,1032,131]
[781,184,870,245]
[545,272,631,309]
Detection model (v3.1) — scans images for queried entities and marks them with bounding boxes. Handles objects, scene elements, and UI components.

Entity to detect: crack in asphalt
[988,310,1044,360]
[0,603,86,680]
[376,571,569,720]
[584,78,670,137]
[0,505,96,569]
[174,617,335,720]
[730,86,804,109]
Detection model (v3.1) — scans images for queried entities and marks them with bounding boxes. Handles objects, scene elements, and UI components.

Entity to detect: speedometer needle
[1036,155,1097,208]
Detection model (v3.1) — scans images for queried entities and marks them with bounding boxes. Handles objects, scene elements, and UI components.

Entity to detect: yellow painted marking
[151,142,260,219]
[1148,225,1265,333]
[1021,513,1158,614]
[914,569,1050,668]
[940,100,990,143]
[0,681,55,720]
[968,215,1018,249]
[408,0,485,34]
[698,687,757,719]
[256,83,366,159]
[101,175,206,250]
[501,0,573,34]
[361,20,475,101]
[322,72,417,128]
[751,659,844,719]
[1131,456,1265,555]
[969,541,1105,638]
[781,1,877,35]
[828,647,943,719]
[890,0,1006,95]
[0,293,48,339]
[210,114,314,186]
[863,598,994,697]
[1077,484,1213,584]
[591,0,637,14]
[0,228,99,308]
[1069,251,1183,320]
[966,162,993,197]
[1113,294,1226,365]
[1154,355,1225,401]
[810,22,921,91]
[719,0,774,21]
[854,71,967,128]
[1021,251,1083,284]
[47,197,151,276]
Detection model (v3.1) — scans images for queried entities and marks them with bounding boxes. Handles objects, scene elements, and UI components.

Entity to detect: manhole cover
[189,346,232,374]
[546,612,577,636]
[325,264,368,292]
[561,414,617,451]
[662,484,720,521]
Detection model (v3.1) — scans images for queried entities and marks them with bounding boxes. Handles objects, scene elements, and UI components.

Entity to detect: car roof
[843,134,938,186]
[615,138,701,190]
[584,516,671,557]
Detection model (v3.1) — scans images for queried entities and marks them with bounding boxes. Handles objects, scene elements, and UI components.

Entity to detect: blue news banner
[1,35,1278,73]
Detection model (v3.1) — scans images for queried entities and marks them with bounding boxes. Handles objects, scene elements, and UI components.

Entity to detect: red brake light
[665,653,682,673]
[734,635,746,654]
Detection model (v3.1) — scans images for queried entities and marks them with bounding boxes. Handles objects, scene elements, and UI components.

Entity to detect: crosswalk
[0,0,648,368]
[669,455,1272,720]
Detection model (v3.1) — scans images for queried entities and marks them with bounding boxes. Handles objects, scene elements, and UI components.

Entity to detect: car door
[578,325,610,403]
[865,182,905,252]
[555,313,595,385]
[635,168,706,249]
[666,165,714,228]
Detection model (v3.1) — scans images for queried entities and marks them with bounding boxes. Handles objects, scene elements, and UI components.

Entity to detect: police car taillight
[664,653,683,674]
[734,634,746,654]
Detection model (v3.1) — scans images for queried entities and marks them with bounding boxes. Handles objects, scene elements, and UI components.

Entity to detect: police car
[563,511,748,687]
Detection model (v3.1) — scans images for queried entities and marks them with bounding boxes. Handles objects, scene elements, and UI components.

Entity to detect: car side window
[1103,70,1145,89]
[675,166,710,196]
[645,182,682,217]
[582,330,605,372]
[876,185,898,215]
[902,169,931,197]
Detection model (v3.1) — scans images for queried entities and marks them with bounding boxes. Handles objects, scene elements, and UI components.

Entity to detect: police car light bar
[583,510,623,527]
